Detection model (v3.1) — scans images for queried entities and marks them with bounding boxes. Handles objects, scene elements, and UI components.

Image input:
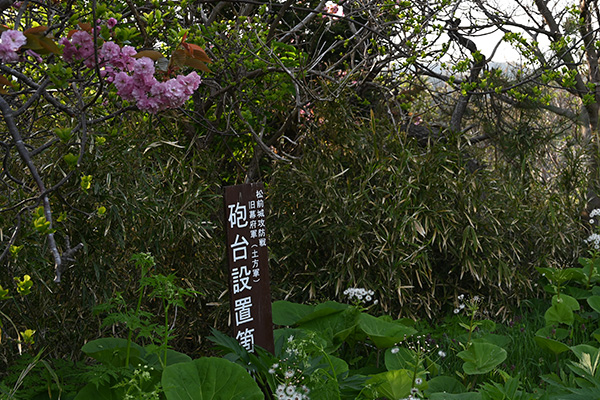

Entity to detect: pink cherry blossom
[2,30,27,50]
[58,29,203,113]
[0,30,26,63]
[106,18,118,29]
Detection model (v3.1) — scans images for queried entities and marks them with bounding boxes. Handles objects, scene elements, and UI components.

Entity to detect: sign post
[223,182,274,354]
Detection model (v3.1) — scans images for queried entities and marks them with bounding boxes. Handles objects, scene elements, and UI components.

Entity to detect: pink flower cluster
[60,30,202,113]
[113,58,201,113]
[0,30,27,63]
[60,31,95,67]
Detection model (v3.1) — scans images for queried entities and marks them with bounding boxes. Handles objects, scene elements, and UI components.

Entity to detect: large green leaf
[424,376,466,396]
[588,295,600,314]
[430,393,481,400]
[457,342,507,375]
[295,301,350,325]
[357,313,416,348]
[534,336,570,355]
[545,302,574,326]
[367,369,416,399]
[384,347,420,372]
[536,326,570,341]
[162,357,264,400]
[74,382,126,400]
[552,294,580,311]
[271,300,315,326]
[307,370,341,400]
[294,303,360,348]
[81,338,145,368]
[145,349,193,369]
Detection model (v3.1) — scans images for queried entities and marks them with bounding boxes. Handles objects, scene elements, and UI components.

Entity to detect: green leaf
[293,302,359,349]
[430,393,481,400]
[161,357,264,400]
[552,294,580,311]
[367,369,415,399]
[0,285,9,300]
[14,275,33,295]
[457,342,507,375]
[63,153,78,168]
[145,348,192,370]
[536,326,570,341]
[81,338,145,368]
[545,302,574,326]
[534,336,570,355]
[424,376,467,396]
[385,347,419,372]
[81,175,93,191]
[75,382,126,400]
[588,295,600,314]
[272,300,315,326]
[54,127,72,142]
[357,313,416,348]
[308,370,341,399]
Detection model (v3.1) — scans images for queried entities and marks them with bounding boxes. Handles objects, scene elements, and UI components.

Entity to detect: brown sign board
[223,182,274,354]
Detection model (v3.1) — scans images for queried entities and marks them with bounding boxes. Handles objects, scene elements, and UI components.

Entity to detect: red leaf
[134,50,166,61]
[0,75,13,87]
[24,26,48,35]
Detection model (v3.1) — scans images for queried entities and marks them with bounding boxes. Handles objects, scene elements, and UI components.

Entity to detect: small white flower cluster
[590,209,600,224]
[453,294,481,314]
[343,288,378,305]
[269,348,311,400]
[397,384,422,400]
[398,395,418,400]
[275,383,310,400]
[586,233,600,250]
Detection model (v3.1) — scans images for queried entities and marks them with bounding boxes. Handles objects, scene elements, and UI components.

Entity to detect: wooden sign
[223,182,274,354]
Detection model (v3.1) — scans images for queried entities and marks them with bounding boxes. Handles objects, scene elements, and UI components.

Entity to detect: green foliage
[161,358,264,400]
[457,342,507,375]
[268,99,580,318]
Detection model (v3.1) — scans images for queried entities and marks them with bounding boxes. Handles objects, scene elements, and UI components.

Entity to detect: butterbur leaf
[552,294,580,311]
[425,376,466,396]
[545,302,574,326]
[588,295,600,313]
[358,313,416,348]
[457,342,507,375]
[367,369,421,399]
[272,300,315,326]
[534,336,570,355]
[82,338,144,368]
[161,357,263,400]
